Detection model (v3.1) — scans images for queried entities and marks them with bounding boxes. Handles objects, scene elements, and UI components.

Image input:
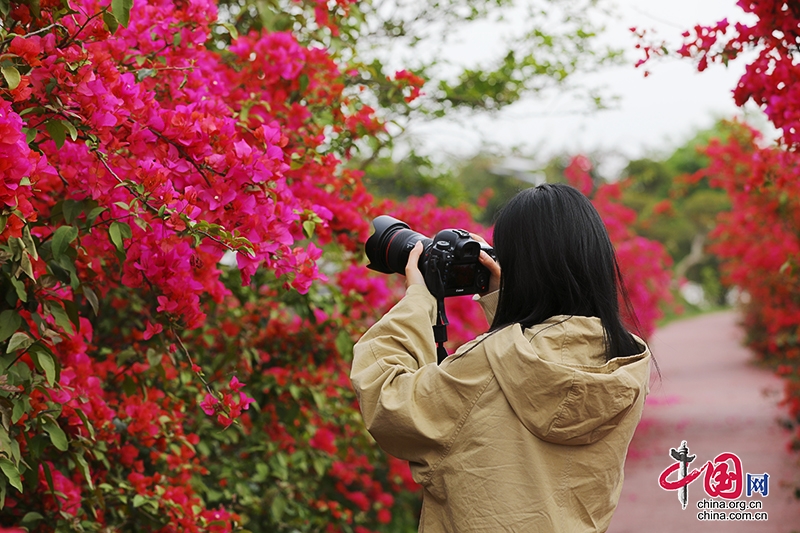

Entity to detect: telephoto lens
[365,216,432,274]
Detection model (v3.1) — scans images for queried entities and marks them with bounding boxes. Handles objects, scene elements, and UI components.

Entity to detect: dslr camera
[365,216,495,299]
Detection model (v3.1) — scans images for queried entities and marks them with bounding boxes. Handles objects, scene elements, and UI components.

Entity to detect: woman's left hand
[405,241,426,289]
[470,233,501,295]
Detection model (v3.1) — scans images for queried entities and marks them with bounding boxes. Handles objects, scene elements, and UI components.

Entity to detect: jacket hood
[481,315,650,446]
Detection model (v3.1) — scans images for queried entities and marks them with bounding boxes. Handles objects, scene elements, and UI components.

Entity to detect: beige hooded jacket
[351,284,651,533]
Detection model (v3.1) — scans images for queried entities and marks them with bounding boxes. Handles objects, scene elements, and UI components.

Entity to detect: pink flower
[200,393,219,416]
[38,463,81,516]
[237,392,256,412]
[229,375,245,392]
[9,35,42,66]
[142,320,163,340]
[309,427,338,454]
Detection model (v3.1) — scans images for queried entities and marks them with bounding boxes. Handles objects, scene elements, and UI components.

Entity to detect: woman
[350,184,651,532]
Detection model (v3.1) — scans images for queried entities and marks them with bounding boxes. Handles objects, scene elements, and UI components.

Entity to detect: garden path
[608,311,800,533]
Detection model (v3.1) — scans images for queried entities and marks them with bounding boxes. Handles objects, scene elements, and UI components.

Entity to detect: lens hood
[365,216,411,274]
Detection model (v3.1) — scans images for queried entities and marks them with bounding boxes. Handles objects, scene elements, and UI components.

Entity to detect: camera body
[365,216,495,298]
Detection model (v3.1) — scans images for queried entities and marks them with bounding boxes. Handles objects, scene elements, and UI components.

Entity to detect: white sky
[398,0,769,176]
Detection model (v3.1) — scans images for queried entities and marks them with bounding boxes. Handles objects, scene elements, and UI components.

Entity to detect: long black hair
[490,183,642,360]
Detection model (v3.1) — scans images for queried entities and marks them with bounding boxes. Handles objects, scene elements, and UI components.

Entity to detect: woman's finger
[479,250,501,293]
[405,241,426,288]
[479,250,500,274]
[469,232,489,245]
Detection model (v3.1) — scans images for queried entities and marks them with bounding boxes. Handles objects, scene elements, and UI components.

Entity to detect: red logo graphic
[658,441,744,508]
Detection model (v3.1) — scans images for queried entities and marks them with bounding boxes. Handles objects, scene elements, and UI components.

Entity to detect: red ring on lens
[385,231,402,272]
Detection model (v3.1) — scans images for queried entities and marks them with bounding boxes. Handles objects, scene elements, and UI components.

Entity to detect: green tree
[621,122,733,307]
[361,152,470,208]
[218,0,624,164]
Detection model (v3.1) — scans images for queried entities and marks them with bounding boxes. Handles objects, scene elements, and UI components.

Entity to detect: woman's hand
[405,241,426,289]
[470,233,501,295]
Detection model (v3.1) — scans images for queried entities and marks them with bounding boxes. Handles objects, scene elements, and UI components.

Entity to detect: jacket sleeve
[473,290,499,325]
[350,284,487,470]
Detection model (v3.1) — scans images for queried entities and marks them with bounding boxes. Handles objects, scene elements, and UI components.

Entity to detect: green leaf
[8,239,24,263]
[41,461,54,494]
[108,221,131,253]
[47,301,74,335]
[51,225,78,261]
[111,0,132,27]
[86,206,106,223]
[49,260,71,286]
[63,120,78,142]
[30,345,57,386]
[252,463,269,483]
[1,66,21,91]
[133,494,147,508]
[22,225,38,260]
[6,332,32,353]
[74,453,94,490]
[220,22,239,40]
[270,493,286,521]
[19,252,34,280]
[103,11,119,34]
[20,512,44,528]
[11,397,29,424]
[74,408,95,439]
[0,311,21,343]
[19,106,43,117]
[136,68,157,82]
[302,220,315,239]
[82,285,99,316]
[63,299,80,333]
[0,429,12,461]
[57,254,80,289]
[122,375,137,396]
[288,384,300,399]
[45,120,67,150]
[335,329,353,359]
[312,456,327,477]
[62,199,82,224]
[9,276,26,303]
[0,458,22,492]
[42,418,68,451]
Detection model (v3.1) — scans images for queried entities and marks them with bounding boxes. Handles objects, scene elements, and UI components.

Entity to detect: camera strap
[434,297,449,365]
[425,254,450,364]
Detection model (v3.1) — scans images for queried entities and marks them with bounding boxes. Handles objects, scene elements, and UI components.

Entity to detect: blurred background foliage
[357,119,738,318]
[216,0,624,162]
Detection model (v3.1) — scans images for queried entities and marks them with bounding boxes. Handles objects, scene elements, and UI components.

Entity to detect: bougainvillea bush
[685,123,800,449]
[0,0,673,531]
[643,0,800,451]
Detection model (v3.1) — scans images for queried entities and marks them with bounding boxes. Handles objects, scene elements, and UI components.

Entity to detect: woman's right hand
[470,233,501,295]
